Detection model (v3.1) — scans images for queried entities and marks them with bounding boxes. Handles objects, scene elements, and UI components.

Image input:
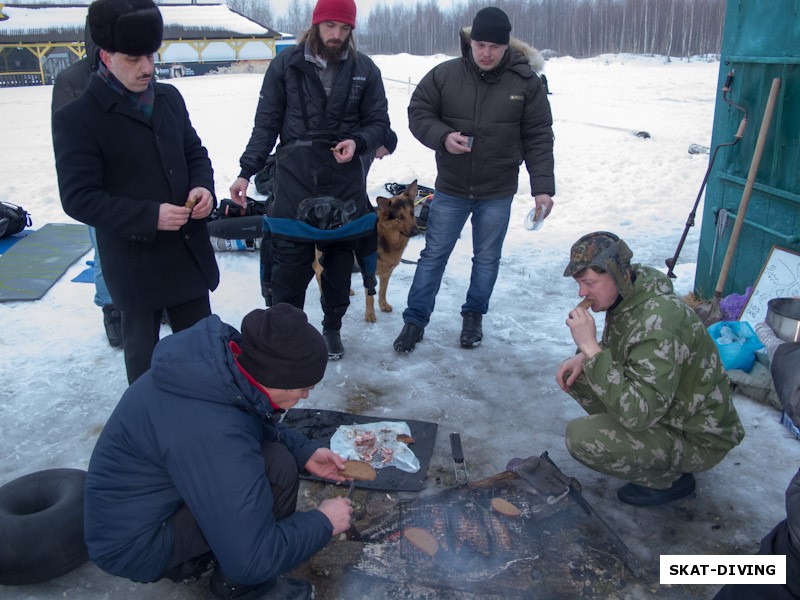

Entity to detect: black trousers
[121,294,211,384]
[270,237,357,331]
[160,442,300,579]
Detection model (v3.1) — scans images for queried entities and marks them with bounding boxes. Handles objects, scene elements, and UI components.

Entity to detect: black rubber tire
[0,468,89,586]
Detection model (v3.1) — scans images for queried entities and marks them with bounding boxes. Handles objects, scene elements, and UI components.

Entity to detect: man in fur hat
[394,6,555,354]
[229,0,390,361]
[52,0,219,384]
[84,304,352,600]
[558,231,745,506]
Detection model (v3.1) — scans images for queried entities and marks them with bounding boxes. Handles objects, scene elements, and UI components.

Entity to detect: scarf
[97,60,155,119]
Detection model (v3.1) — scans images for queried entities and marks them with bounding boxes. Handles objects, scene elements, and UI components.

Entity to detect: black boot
[460,312,483,348]
[262,282,273,307]
[207,567,313,600]
[322,329,344,360]
[101,305,122,348]
[161,552,215,583]
[394,323,424,353]
[617,473,696,507]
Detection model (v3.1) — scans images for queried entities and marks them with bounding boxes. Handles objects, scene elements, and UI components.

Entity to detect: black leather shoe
[460,312,483,348]
[208,569,314,600]
[101,305,122,348]
[617,473,696,507]
[322,329,344,360]
[394,323,424,353]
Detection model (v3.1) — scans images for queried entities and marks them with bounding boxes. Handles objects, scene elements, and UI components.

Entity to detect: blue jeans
[88,226,113,307]
[402,191,513,328]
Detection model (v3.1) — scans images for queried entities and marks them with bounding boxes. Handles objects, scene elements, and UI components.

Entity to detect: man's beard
[320,39,345,62]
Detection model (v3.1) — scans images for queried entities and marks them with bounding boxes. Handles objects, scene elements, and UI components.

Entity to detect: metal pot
[766,297,800,343]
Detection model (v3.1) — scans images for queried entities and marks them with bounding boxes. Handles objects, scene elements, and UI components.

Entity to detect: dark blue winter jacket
[84,315,332,584]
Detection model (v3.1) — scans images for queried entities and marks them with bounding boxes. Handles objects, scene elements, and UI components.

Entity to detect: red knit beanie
[312,0,356,28]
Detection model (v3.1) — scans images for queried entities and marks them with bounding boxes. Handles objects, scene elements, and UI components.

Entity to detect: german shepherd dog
[365,180,419,322]
[313,181,419,322]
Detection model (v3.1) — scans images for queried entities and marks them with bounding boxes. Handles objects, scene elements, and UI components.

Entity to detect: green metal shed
[694,0,800,308]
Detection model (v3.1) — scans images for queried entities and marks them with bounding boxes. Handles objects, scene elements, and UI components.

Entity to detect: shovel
[696,77,781,326]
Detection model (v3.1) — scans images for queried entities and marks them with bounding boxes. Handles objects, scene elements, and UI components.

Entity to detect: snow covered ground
[1,53,799,599]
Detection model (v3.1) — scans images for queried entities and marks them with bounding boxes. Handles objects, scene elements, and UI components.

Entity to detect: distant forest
[228,0,727,59]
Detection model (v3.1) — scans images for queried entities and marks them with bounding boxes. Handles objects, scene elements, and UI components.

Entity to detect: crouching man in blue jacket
[84,303,352,600]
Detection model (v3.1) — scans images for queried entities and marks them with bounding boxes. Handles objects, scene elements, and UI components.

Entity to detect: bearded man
[230,0,390,361]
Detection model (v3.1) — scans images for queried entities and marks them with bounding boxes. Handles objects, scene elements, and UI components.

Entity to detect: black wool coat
[52,75,219,312]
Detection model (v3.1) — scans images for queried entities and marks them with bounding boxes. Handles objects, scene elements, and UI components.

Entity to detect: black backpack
[0,202,32,239]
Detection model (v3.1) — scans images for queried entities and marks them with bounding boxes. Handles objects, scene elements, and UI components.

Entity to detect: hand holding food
[337,460,377,481]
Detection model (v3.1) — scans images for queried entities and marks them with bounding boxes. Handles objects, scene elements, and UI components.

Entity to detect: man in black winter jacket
[52,0,219,384]
[393,7,555,354]
[230,0,390,362]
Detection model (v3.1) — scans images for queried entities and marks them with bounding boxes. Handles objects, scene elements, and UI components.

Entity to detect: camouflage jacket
[582,265,745,451]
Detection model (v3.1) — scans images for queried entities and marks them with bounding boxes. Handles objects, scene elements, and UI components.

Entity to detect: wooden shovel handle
[715,77,781,296]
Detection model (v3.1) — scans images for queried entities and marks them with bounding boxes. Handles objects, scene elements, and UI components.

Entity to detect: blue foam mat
[0,223,91,302]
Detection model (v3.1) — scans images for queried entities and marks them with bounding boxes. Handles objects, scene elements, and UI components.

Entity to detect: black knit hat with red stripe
[237,304,327,389]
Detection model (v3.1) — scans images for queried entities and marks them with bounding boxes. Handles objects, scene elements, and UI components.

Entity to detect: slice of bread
[404,527,439,556]
[490,497,522,518]
[337,460,377,481]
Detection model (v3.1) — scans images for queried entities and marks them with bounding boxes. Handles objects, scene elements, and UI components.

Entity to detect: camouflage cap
[563,231,635,297]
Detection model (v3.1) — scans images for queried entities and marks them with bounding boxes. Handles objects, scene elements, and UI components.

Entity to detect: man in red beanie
[230,0,390,362]
[85,304,353,600]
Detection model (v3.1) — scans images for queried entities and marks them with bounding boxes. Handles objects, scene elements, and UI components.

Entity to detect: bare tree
[239,0,725,59]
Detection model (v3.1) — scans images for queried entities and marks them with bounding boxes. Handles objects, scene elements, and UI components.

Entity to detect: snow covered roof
[0,3,281,44]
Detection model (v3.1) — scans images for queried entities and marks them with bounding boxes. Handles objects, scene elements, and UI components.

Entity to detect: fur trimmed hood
[460,27,545,74]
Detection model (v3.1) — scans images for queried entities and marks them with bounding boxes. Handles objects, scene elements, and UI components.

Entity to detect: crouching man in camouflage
[556,231,745,507]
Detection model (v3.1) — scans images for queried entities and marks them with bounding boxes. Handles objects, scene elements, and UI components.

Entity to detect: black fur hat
[88,0,163,55]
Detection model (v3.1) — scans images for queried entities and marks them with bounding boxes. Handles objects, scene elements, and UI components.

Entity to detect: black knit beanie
[470,7,512,45]
[237,304,328,389]
[88,0,163,55]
